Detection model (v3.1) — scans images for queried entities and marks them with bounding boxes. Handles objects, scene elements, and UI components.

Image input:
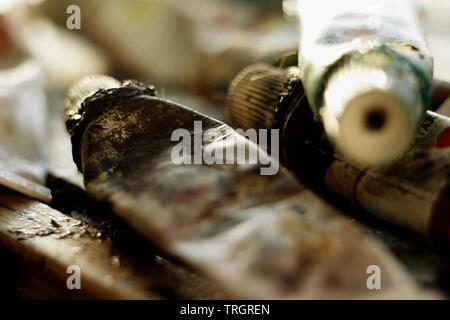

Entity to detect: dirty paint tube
[292,0,433,166]
[227,63,449,242]
[64,75,432,299]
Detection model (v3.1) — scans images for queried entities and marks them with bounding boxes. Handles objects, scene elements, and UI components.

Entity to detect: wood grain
[0,186,223,299]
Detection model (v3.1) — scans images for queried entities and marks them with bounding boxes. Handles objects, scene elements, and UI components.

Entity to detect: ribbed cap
[64,75,159,172]
[64,75,121,135]
[226,63,301,131]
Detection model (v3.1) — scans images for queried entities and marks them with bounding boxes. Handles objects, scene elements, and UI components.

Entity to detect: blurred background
[0,0,299,186]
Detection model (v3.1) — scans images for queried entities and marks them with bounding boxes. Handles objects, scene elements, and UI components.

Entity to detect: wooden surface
[0,184,223,299]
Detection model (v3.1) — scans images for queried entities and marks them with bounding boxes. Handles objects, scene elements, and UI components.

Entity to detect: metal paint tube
[437,98,450,118]
[432,79,450,113]
[292,0,433,166]
[227,63,449,242]
[64,75,430,299]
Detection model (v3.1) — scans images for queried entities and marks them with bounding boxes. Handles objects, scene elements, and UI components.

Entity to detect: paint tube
[63,75,431,299]
[227,63,449,242]
[0,19,51,202]
[434,80,450,117]
[291,0,433,166]
[432,79,450,113]
[437,98,450,118]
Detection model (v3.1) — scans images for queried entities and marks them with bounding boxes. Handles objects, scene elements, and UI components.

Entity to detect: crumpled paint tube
[63,75,433,299]
[227,63,449,242]
[292,0,433,166]
[0,20,51,202]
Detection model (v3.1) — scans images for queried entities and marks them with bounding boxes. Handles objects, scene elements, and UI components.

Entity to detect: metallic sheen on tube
[293,0,433,166]
[227,63,449,242]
